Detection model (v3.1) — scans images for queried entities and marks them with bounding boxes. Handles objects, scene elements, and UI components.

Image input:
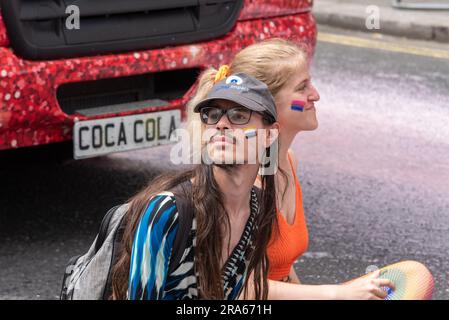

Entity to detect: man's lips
[210,134,236,144]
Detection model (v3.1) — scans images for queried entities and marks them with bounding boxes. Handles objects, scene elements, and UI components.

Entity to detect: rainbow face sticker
[244,127,257,139]
[291,100,306,112]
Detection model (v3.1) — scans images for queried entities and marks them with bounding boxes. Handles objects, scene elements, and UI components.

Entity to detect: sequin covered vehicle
[0,0,316,159]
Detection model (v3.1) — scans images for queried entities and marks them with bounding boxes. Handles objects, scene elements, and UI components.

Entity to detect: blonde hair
[187,38,308,125]
[230,38,308,97]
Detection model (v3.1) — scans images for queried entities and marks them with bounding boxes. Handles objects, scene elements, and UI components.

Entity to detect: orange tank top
[266,153,309,281]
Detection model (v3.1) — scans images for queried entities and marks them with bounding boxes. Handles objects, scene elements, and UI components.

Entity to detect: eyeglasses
[199,106,253,125]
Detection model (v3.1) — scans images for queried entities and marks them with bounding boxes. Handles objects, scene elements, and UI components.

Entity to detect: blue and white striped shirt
[128,189,258,300]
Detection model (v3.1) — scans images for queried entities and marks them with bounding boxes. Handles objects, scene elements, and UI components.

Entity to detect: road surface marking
[318,32,449,60]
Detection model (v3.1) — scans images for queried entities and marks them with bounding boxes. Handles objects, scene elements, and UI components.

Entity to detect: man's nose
[215,112,232,131]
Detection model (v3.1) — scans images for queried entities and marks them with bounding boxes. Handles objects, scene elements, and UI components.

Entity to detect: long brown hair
[111,160,279,299]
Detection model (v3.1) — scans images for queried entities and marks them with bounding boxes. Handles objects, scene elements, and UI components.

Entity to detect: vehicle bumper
[0,12,316,150]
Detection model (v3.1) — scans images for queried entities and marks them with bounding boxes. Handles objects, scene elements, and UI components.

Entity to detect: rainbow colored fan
[362,260,434,300]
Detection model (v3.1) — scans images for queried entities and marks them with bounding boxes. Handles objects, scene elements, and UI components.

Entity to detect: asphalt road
[0,27,448,300]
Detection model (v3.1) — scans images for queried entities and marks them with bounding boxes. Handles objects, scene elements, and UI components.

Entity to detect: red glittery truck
[0,0,316,159]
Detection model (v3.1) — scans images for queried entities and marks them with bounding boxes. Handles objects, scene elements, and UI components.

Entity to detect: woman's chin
[298,120,318,131]
[309,121,319,130]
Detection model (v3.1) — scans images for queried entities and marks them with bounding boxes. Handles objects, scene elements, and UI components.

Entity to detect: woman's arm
[267,280,337,300]
[242,270,395,300]
[288,266,301,284]
[240,272,335,300]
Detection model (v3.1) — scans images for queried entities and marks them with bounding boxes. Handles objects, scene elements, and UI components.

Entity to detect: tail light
[238,0,313,21]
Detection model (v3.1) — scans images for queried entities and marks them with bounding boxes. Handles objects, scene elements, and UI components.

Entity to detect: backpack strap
[103,209,128,300]
[168,179,194,275]
[95,204,123,254]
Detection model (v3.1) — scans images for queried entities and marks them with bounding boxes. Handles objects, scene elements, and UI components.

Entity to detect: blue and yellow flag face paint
[244,126,257,139]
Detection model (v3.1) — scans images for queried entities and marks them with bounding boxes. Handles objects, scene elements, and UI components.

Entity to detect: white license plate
[73,110,181,159]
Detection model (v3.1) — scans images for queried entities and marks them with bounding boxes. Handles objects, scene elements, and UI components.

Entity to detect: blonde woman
[187,39,395,300]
